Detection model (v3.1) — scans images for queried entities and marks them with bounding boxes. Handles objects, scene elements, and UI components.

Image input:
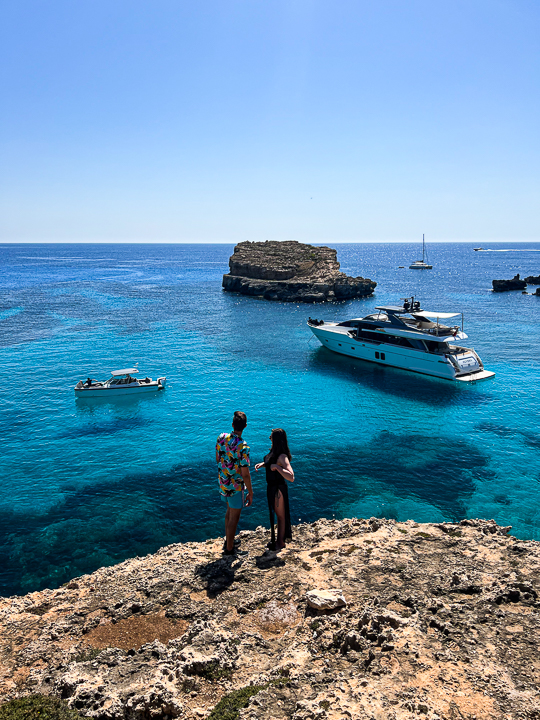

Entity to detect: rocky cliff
[1,517,539,720]
[222,241,376,302]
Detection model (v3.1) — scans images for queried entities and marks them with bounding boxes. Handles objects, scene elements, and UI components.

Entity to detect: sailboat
[409,234,432,269]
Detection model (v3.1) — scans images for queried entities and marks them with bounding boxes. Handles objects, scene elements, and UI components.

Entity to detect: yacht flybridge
[308,298,494,382]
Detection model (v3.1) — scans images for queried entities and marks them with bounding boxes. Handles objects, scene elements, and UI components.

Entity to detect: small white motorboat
[74,368,166,397]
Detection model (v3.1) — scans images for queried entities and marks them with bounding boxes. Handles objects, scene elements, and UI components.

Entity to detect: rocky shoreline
[222,241,376,302]
[1,517,539,719]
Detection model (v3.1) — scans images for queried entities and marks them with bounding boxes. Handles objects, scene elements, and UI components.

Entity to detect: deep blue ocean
[1,242,539,597]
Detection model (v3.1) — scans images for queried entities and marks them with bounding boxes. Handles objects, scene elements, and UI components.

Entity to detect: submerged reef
[1,517,540,719]
[222,241,376,302]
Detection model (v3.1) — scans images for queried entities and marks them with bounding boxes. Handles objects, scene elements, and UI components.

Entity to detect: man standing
[216,411,253,555]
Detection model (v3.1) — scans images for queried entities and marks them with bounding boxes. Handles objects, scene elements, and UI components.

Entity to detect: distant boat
[409,234,432,269]
[474,247,483,251]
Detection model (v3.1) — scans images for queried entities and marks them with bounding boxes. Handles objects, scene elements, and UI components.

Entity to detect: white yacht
[308,298,494,382]
[409,234,432,269]
[74,368,166,397]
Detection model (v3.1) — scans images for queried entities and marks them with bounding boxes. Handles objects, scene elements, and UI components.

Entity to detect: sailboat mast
[422,233,425,262]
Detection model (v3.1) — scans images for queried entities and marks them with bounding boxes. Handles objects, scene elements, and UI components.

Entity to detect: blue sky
[1,0,539,242]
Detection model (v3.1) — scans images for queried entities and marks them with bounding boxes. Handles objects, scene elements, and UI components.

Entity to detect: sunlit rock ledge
[222,240,376,302]
[1,517,539,720]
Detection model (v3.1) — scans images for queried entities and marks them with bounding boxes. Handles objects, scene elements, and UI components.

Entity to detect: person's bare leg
[274,490,286,550]
[225,507,242,551]
[224,506,230,541]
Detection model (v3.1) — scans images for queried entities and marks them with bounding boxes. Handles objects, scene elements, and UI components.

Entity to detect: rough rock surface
[492,274,527,292]
[524,275,540,284]
[222,241,376,302]
[1,517,540,720]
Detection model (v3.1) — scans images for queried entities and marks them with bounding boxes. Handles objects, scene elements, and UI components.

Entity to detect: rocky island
[1,517,539,720]
[492,274,527,292]
[222,241,376,302]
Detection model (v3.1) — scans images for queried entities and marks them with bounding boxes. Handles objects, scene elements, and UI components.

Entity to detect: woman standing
[255,428,294,551]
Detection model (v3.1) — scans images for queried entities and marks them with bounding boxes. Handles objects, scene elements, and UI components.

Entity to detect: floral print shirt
[216,432,250,497]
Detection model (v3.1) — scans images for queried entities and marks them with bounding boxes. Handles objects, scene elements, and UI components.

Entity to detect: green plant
[73,647,102,663]
[196,662,233,681]
[319,699,331,710]
[0,695,87,720]
[207,685,265,720]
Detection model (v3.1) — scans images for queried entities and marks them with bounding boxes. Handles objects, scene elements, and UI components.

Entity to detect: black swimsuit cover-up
[264,452,292,549]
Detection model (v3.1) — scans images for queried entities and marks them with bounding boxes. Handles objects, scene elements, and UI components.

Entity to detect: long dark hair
[269,428,291,462]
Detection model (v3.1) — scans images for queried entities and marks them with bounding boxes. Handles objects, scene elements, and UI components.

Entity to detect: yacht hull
[309,325,493,382]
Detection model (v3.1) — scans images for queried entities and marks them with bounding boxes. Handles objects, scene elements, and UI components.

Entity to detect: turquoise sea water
[1,242,540,597]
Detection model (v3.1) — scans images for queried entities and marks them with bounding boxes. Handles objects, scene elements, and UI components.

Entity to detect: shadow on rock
[193,556,245,598]
[255,550,286,570]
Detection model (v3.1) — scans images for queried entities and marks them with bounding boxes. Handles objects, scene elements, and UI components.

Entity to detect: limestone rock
[524,275,540,284]
[222,241,376,302]
[1,516,540,720]
[306,588,346,610]
[492,274,527,292]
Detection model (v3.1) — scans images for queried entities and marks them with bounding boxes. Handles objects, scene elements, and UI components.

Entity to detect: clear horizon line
[1,239,540,245]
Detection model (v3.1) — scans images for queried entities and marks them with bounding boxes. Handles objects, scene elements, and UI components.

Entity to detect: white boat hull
[75,378,166,397]
[309,325,494,382]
